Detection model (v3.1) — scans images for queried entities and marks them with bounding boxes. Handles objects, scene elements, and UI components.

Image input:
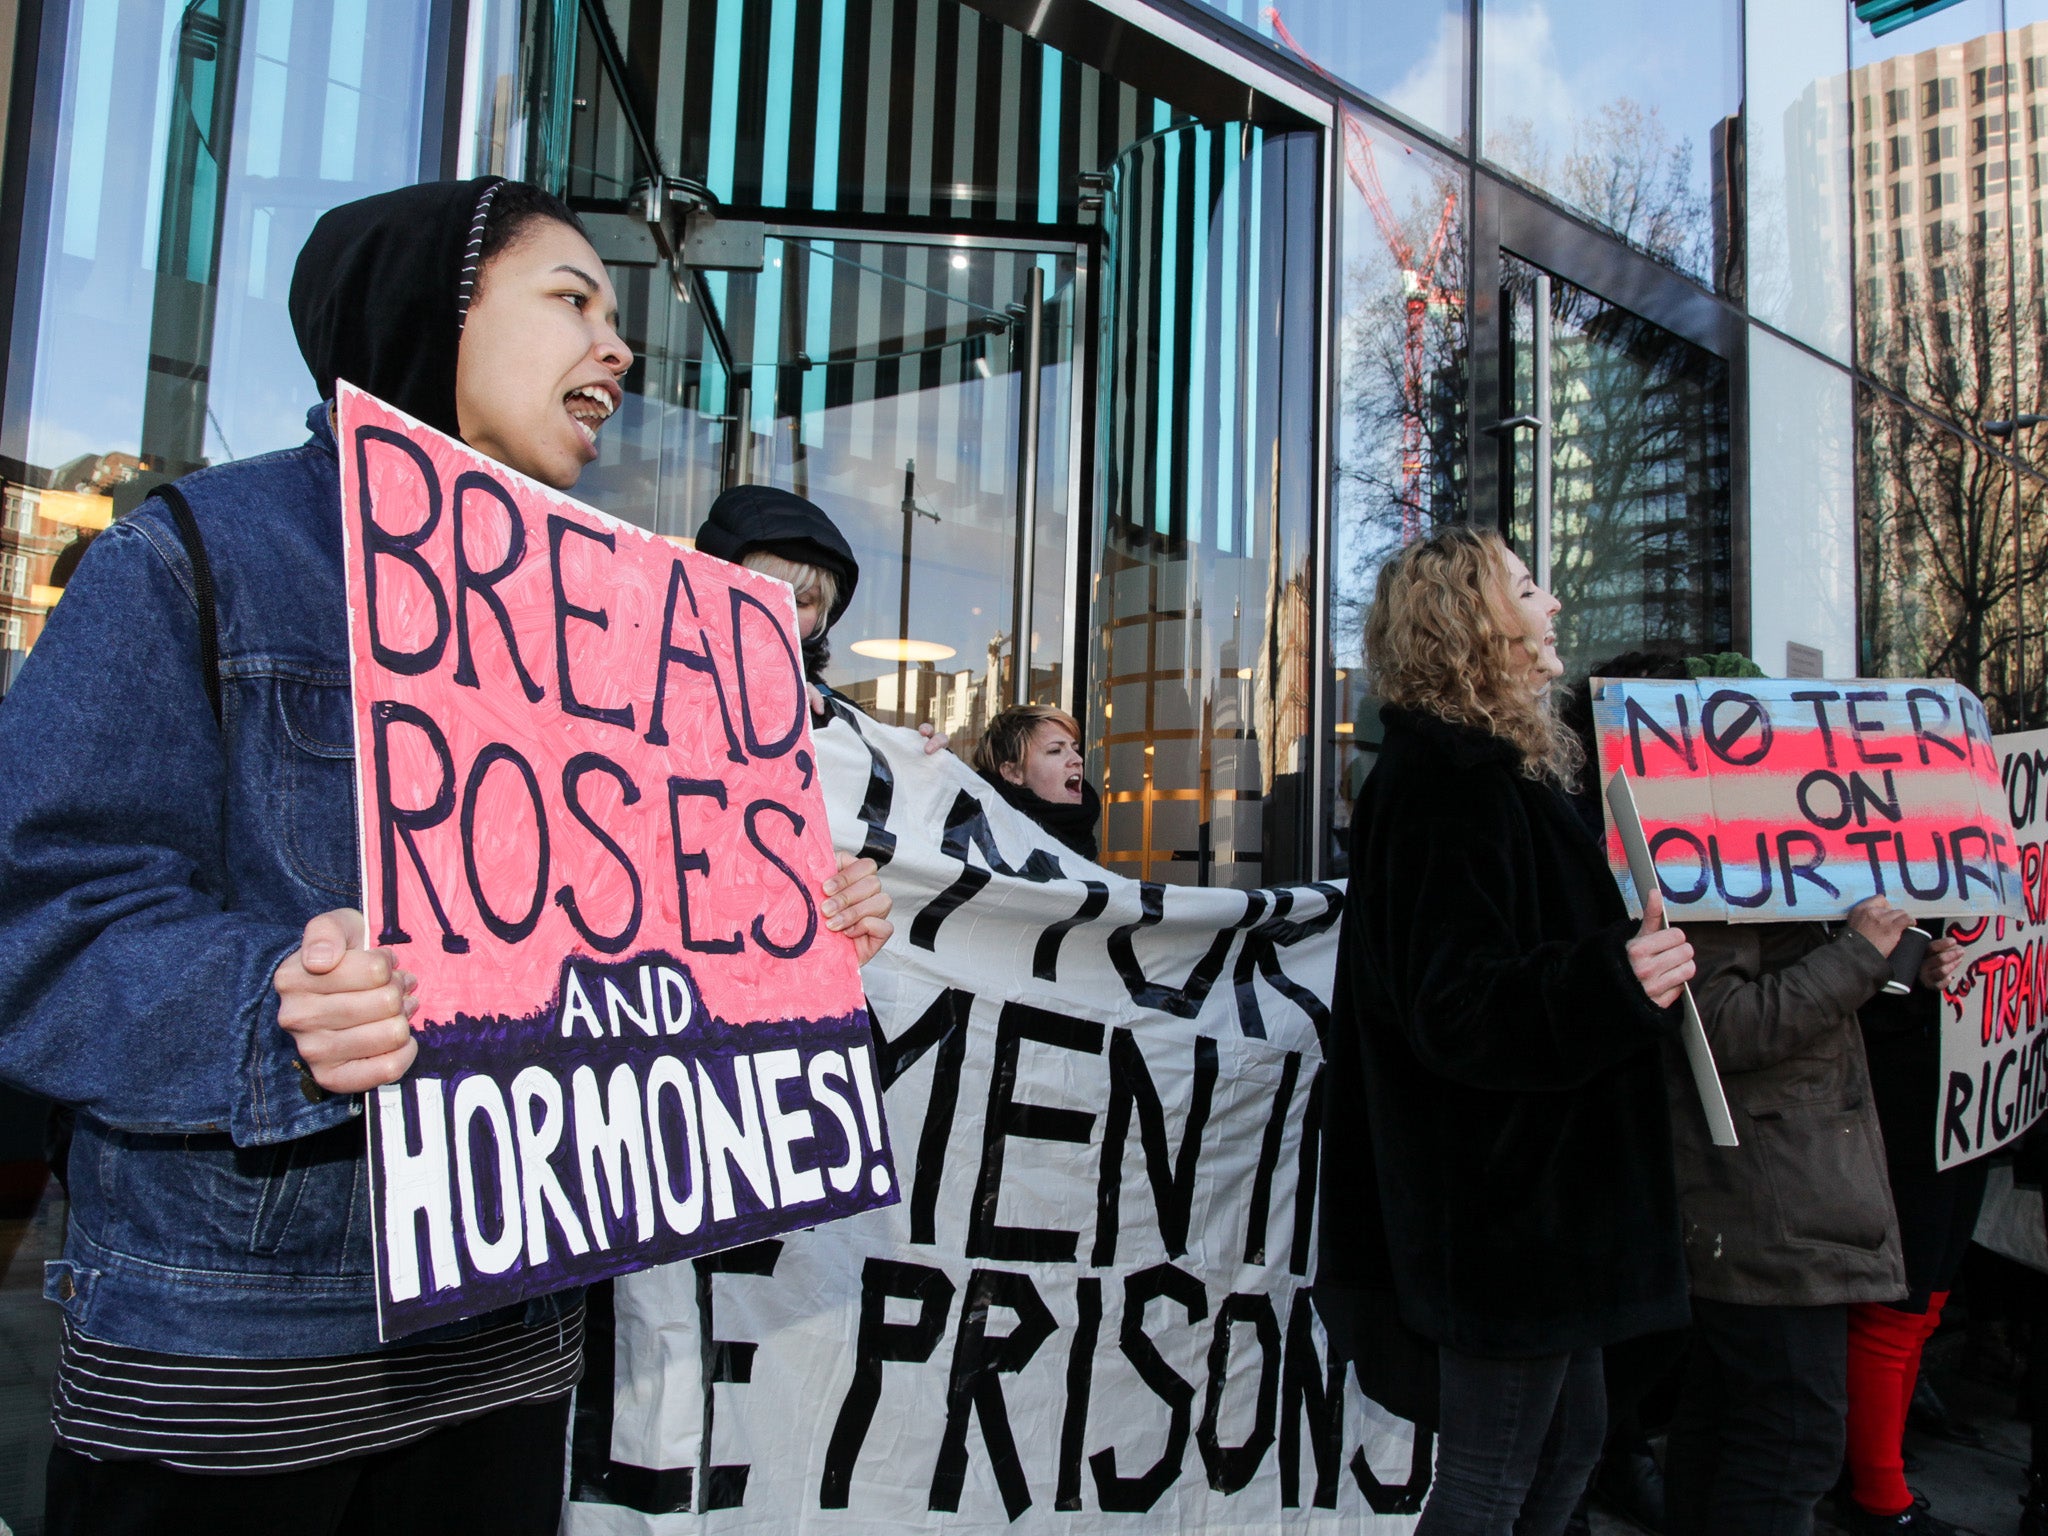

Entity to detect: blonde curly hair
[1364,526,1581,787]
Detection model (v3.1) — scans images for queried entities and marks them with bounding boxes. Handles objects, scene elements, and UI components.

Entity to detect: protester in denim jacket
[0,179,892,1533]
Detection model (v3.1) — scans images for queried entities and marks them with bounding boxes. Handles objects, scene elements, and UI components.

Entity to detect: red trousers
[1845,1290,1948,1517]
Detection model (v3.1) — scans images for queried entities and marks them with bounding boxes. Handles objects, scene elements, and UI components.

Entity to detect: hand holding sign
[1845,894,1912,957]
[823,852,892,963]
[1625,889,1695,1009]
[274,908,419,1094]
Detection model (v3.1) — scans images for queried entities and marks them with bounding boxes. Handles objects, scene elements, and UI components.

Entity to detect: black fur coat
[1317,705,1691,1372]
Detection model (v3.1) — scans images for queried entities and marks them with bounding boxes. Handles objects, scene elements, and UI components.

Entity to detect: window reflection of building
[1504,266,1733,684]
[0,458,138,685]
[1846,20,2048,728]
[1327,124,1466,868]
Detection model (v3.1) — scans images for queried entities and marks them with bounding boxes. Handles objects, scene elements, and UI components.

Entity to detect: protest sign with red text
[1937,728,2048,1169]
[1591,678,2018,924]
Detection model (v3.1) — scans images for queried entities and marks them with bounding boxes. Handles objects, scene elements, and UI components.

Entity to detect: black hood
[695,484,860,627]
[289,177,505,437]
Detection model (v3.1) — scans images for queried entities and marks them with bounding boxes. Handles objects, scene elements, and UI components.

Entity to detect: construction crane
[1265,7,1459,542]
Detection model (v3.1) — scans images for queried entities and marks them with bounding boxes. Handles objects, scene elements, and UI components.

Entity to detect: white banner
[1936,728,2048,1169]
[565,704,1423,1533]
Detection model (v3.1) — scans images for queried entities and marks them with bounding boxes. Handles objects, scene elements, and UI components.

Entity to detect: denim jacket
[0,406,565,1356]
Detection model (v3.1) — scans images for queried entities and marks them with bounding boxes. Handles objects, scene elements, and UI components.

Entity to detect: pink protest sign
[337,384,895,1340]
[1590,678,2019,924]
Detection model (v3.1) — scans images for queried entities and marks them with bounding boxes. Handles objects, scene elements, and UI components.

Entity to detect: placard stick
[1606,769,1740,1149]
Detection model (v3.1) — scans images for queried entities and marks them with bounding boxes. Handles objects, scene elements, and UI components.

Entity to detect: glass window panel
[1850,0,2014,424]
[1087,124,1320,888]
[1325,117,1465,874]
[619,0,1163,225]
[2018,465,2048,729]
[1,0,436,696]
[1188,0,1469,146]
[1744,0,1853,361]
[2001,2,2048,529]
[1859,380,2028,728]
[596,232,1078,765]
[453,0,530,177]
[1480,0,1740,292]
[1748,326,1857,678]
[1500,256,1733,683]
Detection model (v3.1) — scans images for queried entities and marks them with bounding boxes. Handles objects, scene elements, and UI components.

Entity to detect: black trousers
[1418,1345,1607,1536]
[46,1394,571,1536]
[1664,1299,1847,1536]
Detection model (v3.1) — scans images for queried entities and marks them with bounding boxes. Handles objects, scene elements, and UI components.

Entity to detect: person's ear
[999,761,1025,787]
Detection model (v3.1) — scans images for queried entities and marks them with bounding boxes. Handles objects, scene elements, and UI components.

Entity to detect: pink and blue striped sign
[1591,678,2021,923]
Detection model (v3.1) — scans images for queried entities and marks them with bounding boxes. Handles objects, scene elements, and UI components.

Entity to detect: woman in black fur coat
[1318,527,1695,1536]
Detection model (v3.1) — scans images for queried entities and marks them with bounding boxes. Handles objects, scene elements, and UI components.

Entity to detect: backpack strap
[154,483,222,730]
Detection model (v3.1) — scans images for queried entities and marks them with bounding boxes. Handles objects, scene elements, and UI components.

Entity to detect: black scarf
[980,773,1101,862]
[288,177,505,436]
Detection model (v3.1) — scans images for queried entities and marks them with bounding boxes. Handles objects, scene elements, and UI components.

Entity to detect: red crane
[1265,7,1458,541]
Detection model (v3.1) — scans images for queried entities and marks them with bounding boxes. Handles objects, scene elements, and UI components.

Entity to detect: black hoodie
[289,176,506,435]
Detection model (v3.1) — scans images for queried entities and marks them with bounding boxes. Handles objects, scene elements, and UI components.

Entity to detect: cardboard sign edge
[1605,768,1740,1149]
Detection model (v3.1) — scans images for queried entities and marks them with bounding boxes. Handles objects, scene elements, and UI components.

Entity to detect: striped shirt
[51,1302,583,1474]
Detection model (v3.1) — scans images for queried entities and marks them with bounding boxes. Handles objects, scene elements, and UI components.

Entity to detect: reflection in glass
[1744,0,1853,360]
[1193,0,1468,145]
[1500,257,1732,683]
[2000,4,2048,520]
[1480,0,1739,291]
[1089,124,1320,889]
[580,233,1077,765]
[1859,382,2031,728]
[601,0,1164,225]
[1326,121,1465,872]
[1847,0,2016,424]
[1748,326,1858,680]
[0,0,436,697]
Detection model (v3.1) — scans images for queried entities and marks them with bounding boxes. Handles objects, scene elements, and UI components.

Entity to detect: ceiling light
[951,254,969,270]
[849,638,958,662]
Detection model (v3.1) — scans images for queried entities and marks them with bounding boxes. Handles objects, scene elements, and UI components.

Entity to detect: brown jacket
[1667,921,1906,1306]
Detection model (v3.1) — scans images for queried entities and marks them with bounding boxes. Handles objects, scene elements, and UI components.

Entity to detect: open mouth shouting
[565,382,620,451]
[1064,771,1083,796]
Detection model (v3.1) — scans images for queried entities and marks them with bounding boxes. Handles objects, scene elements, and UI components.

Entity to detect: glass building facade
[0,0,2043,1513]
[22,0,2045,893]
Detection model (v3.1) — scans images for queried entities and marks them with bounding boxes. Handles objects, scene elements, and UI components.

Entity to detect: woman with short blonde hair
[973,704,1097,860]
[1319,524,1695,1536]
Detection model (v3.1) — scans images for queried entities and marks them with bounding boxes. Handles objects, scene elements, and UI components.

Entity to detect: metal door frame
[1468,172,1752,656]
[750,224,1095,719]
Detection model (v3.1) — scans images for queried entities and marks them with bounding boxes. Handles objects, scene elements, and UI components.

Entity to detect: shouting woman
[0,179,891,1534]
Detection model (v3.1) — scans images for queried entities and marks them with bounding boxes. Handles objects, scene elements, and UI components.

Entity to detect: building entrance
[556,0,1330,872]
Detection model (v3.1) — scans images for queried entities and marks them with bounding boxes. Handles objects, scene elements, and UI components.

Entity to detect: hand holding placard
[274,907,419,1094]
[1626,889,1696,1009]
[1607,769,1740,1148]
